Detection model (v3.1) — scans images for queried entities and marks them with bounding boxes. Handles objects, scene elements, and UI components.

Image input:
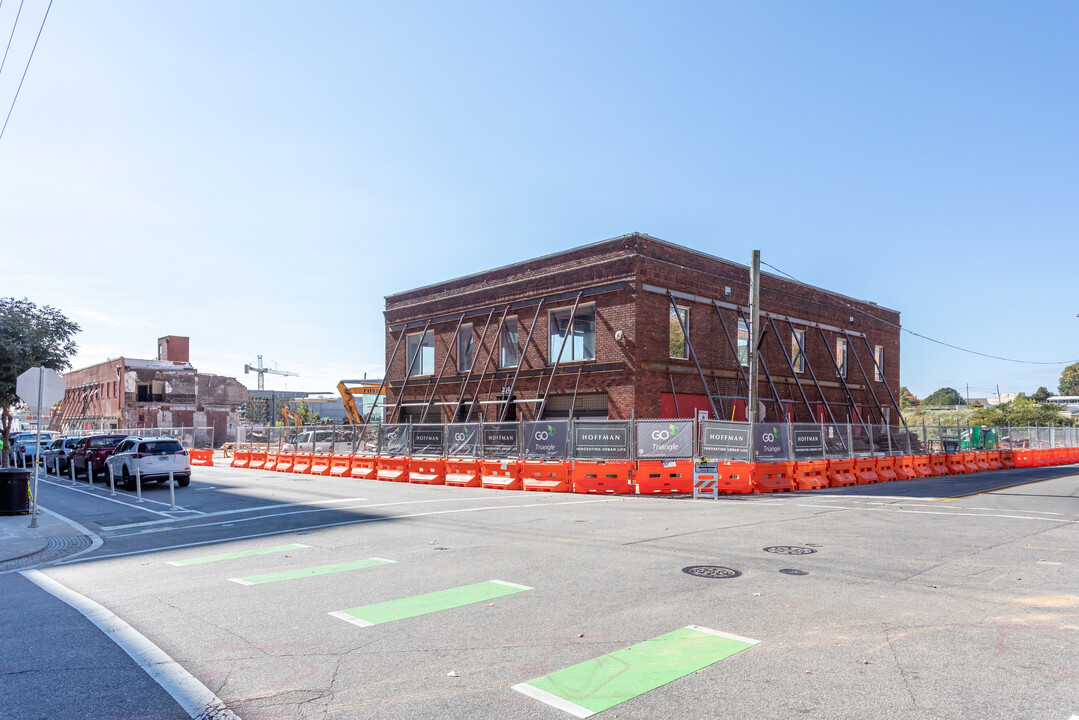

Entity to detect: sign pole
[29,368,44,528]
[747,250,761,460]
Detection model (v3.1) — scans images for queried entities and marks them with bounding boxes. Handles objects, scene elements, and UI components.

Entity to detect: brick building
[55,335,249,444]
[383,234,901,426]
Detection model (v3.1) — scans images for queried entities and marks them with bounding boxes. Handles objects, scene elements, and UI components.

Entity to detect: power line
[761,260,1079,367]
[0,0,26,79]
[0,0,50,146]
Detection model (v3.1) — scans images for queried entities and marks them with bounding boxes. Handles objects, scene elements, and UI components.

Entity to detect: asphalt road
[3,463,1078,719]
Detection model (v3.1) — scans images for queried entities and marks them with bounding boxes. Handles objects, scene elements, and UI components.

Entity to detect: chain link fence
[65,426,213,450]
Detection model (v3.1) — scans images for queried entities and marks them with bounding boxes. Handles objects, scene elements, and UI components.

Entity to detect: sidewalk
[0,506,92,568]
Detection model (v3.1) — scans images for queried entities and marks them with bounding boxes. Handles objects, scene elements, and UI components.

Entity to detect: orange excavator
[337,379,384,424]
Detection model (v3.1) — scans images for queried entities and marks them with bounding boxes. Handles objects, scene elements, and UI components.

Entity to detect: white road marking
[21,569,241,719]
[40,478,202,516]
[685,625,761,644]
[795,503,1073,523]
[512,683,594,718]
[328,610,374,628]
[57,497,623,565]
[98,497,371,530]
[1037,560,1064,565]
[491,579,534,590]
[227,578,255,585]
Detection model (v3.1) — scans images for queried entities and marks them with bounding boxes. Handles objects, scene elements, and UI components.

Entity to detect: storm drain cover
[764,546,817,555]
[682,566,741,579]
[779,569,809,576]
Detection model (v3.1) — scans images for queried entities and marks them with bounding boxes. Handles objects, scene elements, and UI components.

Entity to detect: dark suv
[69,434,128,480]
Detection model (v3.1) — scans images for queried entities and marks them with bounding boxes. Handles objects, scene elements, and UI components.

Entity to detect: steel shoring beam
[738,308,785,421]
[816,326,872,440]
[668,371,681,418]
[567,366,584,420]
[766,316,815,422]
[858,334,908,429]
[668,292,719,420]
[390,319,431,423]
[499,299,544,422]
[465,308,510,422]
[787,318,840,428]
[363,329,405,424]
[845,332,887,428]
[419,313,466,424]
[451,308,496,421]
[537,292,583,420]
[712,302,750,398]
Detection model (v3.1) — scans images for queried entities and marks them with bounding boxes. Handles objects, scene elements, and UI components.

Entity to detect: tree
[922,387,964,407]
[970,395,1072,427]
[1060,362,1079,396]
[0,298,80,466]
[1032,386,1051,403]
[295,399,321,425]
[899,386,918,409]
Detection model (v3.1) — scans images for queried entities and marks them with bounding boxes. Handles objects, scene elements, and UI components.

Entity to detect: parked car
[105,436,191,490]
[281,430,334,454]
[69,434,128,480]
[13,431,59,464]
[42,436,81,473]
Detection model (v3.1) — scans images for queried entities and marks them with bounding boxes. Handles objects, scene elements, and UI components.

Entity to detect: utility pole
[748,250,761,460]
[996,384,1001,406]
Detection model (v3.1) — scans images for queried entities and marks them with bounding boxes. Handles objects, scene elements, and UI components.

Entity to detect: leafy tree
[1032,386,1051,402]
[294,399,321,425]
[921,387,964,407]
[1060,362,1079,396]
[899,386,918,409]
[970,395,1072,427]
[0,298,80,467]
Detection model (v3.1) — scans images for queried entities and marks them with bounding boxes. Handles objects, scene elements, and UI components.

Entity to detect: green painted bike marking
[230,557,393,585]
[166,543,309,566]
[330,580,531,626]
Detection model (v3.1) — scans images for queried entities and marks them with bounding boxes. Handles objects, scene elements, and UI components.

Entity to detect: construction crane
[337,379,385,425]
[244,355,298,390]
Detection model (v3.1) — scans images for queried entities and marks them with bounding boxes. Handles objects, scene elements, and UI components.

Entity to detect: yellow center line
[937,473,1075,502]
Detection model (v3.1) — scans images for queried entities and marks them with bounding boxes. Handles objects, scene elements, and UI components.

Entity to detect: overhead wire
[761,260,1079,366]
[0,0,51,145]
[0,0,25,79]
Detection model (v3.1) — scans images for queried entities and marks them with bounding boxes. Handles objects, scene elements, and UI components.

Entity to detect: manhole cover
[779,568,809,576]
[764,546,817,555]
[682,566,741,579]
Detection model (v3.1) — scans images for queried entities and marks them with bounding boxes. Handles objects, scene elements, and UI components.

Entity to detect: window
[499,316,518,368]
[549,306,595,363]
[835,338,847,378]
[457,324,473,372]
[737,320,749,366]
[874,345,884,382]
[669,306,689,359]
[406,331,435,376]
[791,329,805,373]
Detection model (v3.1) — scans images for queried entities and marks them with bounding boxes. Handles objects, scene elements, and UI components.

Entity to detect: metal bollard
[69,460,77,485]
[168,470,177,511]
[135,466,143,503]
[88,460,94,489]
[108,463,117,496]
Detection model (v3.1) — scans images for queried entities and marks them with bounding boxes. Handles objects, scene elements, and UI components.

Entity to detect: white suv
[106,436,191,490]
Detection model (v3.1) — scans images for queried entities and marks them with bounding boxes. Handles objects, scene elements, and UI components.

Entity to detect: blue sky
[1,1,1076,401]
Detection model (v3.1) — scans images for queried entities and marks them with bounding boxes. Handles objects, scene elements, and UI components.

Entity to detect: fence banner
[574,420,630,460]
[523,420,569,459]
[636,420,693,459]
[792,425,825,461]
[482,423,519,458]
[753,423,790,461]
[379,424,411,456]
[700,421,750,461]
[411,425,445,457]
[446,423,480,457]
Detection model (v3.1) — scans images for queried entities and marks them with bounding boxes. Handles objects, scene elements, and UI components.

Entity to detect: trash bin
[0,467,31,515]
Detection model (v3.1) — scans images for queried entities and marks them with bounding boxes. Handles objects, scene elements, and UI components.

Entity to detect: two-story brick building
[383,233,902,426]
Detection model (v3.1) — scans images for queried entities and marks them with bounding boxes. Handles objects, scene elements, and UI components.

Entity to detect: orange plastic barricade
[275,453,295,473]
[231,450,250,468]
[755,461,795,493]
[854,458,880,484]
[793,460,828,491]
[263,452,279,471]
[894,456,917,480]
[521,461,571,492]
[444,458,482,487]
[1036,449,1053,467]
[1011,449,1032,468]
[929,453,949,476]
[349,455,377,480]
[376,456,409,482]
[875,457,898,482]
[634,460,693,494]
[713,462,755,493]
[291,453,313,475]
[308,453,332,476]
[481,459,522,490]
[826,458,857,487]
[972,453,992,472]
[188,449,213,466]
[247,451,267,470]
[945,453,967,474]
[912,455,933,478]
[329,455,352,476]
[959,453,979,473]
[986,451,1004,471]
[1000,450,1015,469]
[570,461,633,494]
[409,458,446,485]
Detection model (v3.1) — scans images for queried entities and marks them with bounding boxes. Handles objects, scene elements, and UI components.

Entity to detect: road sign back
[16,367,66,408]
